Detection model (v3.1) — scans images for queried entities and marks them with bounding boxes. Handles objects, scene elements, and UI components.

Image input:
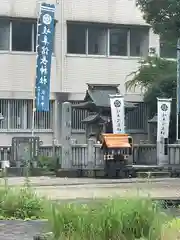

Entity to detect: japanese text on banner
[35,3,55,112]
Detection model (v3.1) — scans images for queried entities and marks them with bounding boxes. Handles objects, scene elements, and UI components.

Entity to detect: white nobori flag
[109,94,125,134]
[157,98,172,141]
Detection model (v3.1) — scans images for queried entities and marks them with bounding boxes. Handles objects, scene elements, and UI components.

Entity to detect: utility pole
[176,38,180,141]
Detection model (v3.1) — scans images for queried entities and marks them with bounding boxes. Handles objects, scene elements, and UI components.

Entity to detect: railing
[72,144,88,167]
[1,143,180,168]
[168,144,180,165]
[39,145,62,157]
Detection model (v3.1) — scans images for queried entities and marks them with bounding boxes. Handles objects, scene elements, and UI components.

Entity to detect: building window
[126,102,148,131]
[0,100,8,129]
[130,28,149,57]
[0,19,10,50]
[88,25,107,55]
[67,22,149,57]
[0,99,54,130]
[27,100,54,129]
[109,29,128,56]
[71,102,88,130]
[160,37,176,59]
[12,20,33,51]
[67,23,86,54]
[0,18,55,52]
[9,100,26,129]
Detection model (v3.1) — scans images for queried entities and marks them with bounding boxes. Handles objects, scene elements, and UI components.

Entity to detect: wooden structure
[73,84,137,141]
[101,133,133,178]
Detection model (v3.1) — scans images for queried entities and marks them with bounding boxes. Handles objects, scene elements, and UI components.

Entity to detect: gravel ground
[0,220,47,240]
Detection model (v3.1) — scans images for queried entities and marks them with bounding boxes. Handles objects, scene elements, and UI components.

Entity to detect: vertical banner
[157,98,172,141]
[35,3,55,112]
[109,94,125,134]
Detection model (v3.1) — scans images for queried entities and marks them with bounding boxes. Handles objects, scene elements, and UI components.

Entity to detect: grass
[0,176,177,239]
[0,183,46,220]
[47,198,171,240]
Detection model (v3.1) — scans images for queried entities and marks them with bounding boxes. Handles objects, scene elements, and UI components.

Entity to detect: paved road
[4,176,180,186]
[33,181,180,200]
[2,177,180,199]
[0,220,47,240]
[0,176,178,200]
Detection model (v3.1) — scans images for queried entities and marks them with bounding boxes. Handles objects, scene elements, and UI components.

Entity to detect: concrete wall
[0,0,159,145]
[0,0,160,99]
[0,53,57,97]
[0,131,53,146]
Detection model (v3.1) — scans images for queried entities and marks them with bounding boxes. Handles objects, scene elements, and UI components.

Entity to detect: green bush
[0,185,46,219]
[47,198,169,240]
[161,218,180,240]
[38,156,57,172]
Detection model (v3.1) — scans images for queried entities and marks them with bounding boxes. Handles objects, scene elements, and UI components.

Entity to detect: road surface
[3,177,180,200]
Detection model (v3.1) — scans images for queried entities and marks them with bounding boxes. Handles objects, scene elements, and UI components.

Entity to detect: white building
[0,0,175,146]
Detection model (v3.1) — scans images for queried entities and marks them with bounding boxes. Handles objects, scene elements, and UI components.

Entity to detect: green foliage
[161,218,180,240]
[126,56,176,95]
[38,156,57,172]
[126,56,177,141]
[0,178,177,239]
[0,186,46,219]
[136,0,180,42]
[47,198,168,240]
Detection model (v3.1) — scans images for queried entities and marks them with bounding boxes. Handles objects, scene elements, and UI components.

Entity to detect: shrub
[161,218,180,240]
[0,185,46,219]
[38,156,57,172]
[47,198,168,240]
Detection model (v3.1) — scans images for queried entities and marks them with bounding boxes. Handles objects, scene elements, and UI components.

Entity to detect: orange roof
[101,134,131,148]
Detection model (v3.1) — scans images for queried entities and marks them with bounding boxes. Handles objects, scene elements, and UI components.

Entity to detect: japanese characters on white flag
[157,98,172,141]
[109,95,125,134]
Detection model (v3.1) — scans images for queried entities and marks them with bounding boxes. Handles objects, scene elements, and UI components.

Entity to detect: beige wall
[0,0,147,24]
[64,27,159,99]
[64,0,146,25]
[0,0,160,99]
[0,53,57,96]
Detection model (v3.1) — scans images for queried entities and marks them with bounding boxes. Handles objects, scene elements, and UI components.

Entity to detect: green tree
[127,0,180,141]
[136,0,180,42]
[126,56,176,141]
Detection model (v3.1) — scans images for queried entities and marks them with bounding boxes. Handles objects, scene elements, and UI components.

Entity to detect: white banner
[109,94,125,134]
[157,98,172,141]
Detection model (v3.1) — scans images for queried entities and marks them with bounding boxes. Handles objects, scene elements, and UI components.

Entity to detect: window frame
[66,22,150,58]
[0,17,55,53]
[11,19,35,52]
[0,99,54,132]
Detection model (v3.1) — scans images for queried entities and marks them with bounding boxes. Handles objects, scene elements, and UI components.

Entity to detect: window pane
[130,28,149,57]
[9,100,25,129]
[12,20,32,51]
[0,100,8,129]
[160,37,176,58]
[0,20,10,50]
[67,23,86,54]
[126,102,148,130]
[27,100,53,129]
[88,25,107,55]
[110,29,128,56]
